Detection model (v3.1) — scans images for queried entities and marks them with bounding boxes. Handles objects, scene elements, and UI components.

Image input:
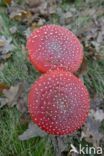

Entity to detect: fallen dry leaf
[39,1,48,15]
[37,18,46,26]
[81,113,103,147]
[24,24,41,39]
[81,97,104,147]
[0,98,7,108]
[91,96,104,110]
[27,0,43,7]
[50,135,73,156]
[19,112,31,125]
[17,96,27,113]
[91,109,104,122]
[94,54,104,61]
[16,81,29,113]
[8,5,32,22]
[51,136,66,156]
[63,12,73,24]
[77,57,88,77]
[0,83,9,93]
[0,83,21,108]
[27,0,56,18]
[18,122,47,140]
[24,27,32,39]
[3,0,12,5]
[0,36,13,61]
[9,26,17,34]
[3,84,19,106]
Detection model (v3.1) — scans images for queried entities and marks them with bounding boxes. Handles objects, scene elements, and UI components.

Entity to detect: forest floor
[0,0,104,156]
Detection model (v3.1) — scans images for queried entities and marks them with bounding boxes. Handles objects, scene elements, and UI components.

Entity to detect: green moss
[99,120,104,134]
[0,13,40,85]
[0,107,52,156]
[84,59,104,97]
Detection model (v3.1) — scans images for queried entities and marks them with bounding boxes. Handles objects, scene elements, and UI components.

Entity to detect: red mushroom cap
[28,70,90,135]
[26,25,83,73]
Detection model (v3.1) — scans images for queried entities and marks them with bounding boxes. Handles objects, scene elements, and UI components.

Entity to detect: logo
[70,144,103,155]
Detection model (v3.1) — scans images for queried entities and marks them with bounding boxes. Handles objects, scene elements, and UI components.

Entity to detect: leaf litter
[0,0,104,155]
[0,83,20,108]
[0,36,13,61]
[18,121,47,141]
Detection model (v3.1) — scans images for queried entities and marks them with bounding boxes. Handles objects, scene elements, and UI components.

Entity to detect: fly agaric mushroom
[26,25,83,73]
[28,70,90,135]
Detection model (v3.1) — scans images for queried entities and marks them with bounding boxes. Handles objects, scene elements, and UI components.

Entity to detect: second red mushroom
[28,70,90,135]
